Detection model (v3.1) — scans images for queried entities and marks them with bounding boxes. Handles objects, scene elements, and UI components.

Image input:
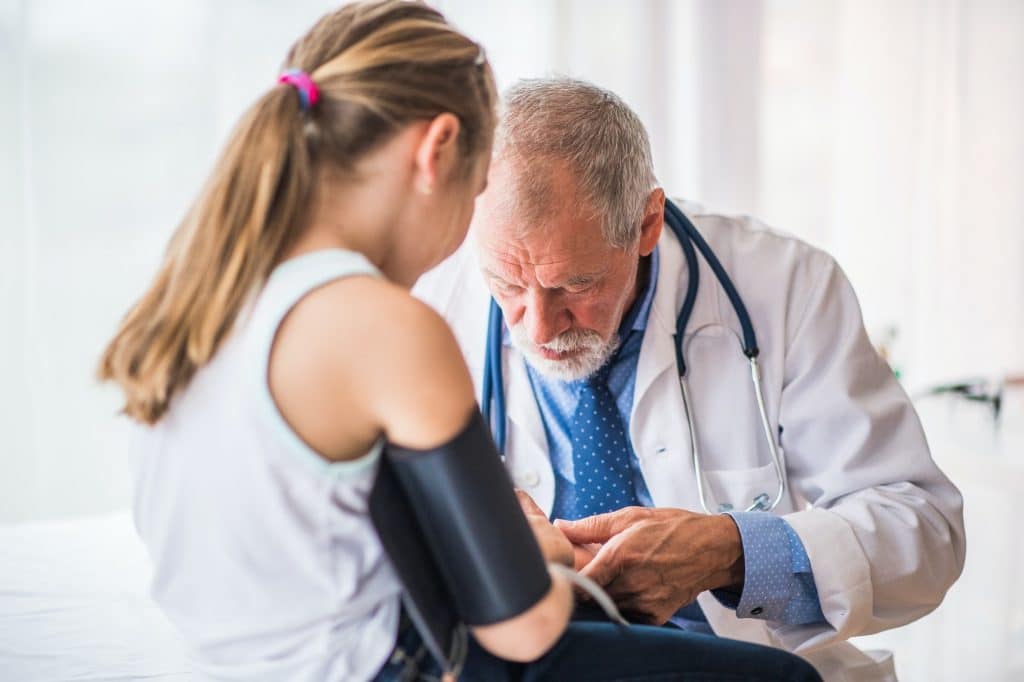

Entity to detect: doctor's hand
[555,507,745,625]
[514,490,574,567]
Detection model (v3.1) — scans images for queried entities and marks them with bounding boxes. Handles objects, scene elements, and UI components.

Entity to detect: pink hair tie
[278,69,320,112]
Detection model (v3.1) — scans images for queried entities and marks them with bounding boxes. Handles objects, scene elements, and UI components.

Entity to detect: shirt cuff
[711,512,826,625]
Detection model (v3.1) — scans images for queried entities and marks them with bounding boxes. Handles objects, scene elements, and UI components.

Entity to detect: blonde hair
[99,0,496,424]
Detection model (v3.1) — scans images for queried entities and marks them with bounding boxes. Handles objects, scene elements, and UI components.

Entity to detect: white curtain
[2,0,1022,512]
[441,0,1024,387]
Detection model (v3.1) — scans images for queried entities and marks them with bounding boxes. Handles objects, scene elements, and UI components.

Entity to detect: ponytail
[98,87,312,423]
[98,0,496,424]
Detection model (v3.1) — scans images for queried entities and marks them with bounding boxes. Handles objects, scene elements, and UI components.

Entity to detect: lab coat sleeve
[776,254,965,647]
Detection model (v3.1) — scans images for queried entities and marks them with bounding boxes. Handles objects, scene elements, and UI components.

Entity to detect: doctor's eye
[564,283,594,294]
[563,278,597,294]
[492,280,523,295]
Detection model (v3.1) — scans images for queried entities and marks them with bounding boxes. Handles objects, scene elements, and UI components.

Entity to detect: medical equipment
[370,410,629,674]
[370,410,551,674]
[480,199,786,515]
[918,378,1005,422]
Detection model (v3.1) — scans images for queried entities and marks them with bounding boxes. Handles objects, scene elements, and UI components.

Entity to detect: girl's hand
[515,490,574,568]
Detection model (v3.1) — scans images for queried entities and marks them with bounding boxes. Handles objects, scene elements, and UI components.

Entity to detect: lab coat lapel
[632,226,686,404]
[502,345,556,513]
[629,224,717,511]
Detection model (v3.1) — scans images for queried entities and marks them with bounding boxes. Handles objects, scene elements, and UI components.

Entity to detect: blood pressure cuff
[370,410,551,628]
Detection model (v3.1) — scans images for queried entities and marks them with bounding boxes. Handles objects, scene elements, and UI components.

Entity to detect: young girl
[100,2,821,680]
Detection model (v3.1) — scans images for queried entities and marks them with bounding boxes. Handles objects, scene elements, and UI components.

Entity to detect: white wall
[0,0,340,521]
[443,0,1024,387]
[1,0,1022,515]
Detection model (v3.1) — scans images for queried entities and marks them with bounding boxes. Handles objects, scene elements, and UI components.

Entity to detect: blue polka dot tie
[569,364,640,520]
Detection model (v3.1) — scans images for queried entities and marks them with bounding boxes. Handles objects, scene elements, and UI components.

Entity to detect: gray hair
[495,77,658,248]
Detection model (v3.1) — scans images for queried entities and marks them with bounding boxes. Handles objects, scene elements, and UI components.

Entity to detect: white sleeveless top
[133,250,401,681]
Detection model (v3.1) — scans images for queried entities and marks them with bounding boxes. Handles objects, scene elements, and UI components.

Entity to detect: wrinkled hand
[572,541,601,572]
[554,507,744,625]
[515,490,573,567]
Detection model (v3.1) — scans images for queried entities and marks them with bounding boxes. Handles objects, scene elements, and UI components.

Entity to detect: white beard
[508,323,620,382]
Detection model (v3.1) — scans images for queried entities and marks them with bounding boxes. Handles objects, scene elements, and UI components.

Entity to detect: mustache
[534,327,605,353]
[509,321,602,350]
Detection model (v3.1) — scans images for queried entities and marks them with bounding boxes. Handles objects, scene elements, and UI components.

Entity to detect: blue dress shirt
[516,247,826,628]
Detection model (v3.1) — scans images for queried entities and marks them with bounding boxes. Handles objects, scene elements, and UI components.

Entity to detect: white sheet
[0,511,191,681]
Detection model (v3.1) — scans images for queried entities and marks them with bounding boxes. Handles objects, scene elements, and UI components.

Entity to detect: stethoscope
[481,199,786,515]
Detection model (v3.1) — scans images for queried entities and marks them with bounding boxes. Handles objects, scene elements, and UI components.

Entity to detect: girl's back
[134,250,400,681]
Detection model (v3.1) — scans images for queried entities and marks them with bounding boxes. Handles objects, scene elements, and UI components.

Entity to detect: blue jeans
[374,607,822,682]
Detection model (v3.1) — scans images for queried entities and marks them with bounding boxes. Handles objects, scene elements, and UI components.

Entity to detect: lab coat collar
[647,203,724,338]
[633,219,722,402]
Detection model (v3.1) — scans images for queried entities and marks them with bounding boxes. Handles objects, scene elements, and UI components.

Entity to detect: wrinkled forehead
[476,233,613,289]
[474,178,614,287]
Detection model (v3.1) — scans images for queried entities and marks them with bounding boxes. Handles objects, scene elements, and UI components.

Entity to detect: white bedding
[0,511,191,681]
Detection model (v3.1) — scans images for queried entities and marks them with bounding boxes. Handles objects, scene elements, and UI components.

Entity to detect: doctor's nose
[522,292,572,346]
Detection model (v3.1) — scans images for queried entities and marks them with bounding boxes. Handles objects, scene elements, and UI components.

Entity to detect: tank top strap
[243,249,386,479]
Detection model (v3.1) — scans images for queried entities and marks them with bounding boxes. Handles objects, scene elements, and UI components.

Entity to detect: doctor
[415,78,965,681]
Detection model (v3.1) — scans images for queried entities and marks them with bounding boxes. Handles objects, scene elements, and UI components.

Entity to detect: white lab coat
[414,201,965,681]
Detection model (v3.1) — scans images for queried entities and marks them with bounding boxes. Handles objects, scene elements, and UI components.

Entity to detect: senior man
[415,78,964,681]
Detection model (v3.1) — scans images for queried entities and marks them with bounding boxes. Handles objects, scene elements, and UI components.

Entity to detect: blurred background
[0,1,1021,680]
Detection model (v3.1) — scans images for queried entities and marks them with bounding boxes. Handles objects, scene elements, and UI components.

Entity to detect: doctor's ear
[413,113,461,196]
[638,188,665,256]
